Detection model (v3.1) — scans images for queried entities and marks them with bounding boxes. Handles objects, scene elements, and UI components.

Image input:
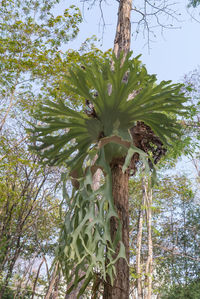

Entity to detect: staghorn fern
[29,52,187,168]
[28,52,188,296]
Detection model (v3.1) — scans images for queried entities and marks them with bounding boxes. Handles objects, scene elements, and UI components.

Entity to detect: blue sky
[61,0,200,83]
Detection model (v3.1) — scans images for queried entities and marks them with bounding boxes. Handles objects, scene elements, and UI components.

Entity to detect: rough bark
[103,164,129,299]
[113,0,132,58]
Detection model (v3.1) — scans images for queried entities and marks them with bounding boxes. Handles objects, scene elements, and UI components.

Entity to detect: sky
[60,0,200,83]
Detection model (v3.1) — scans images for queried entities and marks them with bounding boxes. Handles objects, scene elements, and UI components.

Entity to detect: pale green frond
[29,52,188,295]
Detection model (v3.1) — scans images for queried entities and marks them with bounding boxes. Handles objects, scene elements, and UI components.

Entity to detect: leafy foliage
[0,0,83,132]
[0,133,63,299]
[29,52,188,295]
[161,279,200,299]
[0,0,82,87]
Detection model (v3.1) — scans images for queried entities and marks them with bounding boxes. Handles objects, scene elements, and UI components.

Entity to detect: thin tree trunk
[182,200,188,285]
[136,188,145,299]
[103,164,130,299]
[31,258,44,299]
[143,178,153,299]
[14,254,38,299]
[21,263,36,299]
[45,262,58,299]
[0,75,19,132]
[51,270,60,299]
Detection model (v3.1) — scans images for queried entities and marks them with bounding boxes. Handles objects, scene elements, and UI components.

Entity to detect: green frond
[29,51,188,295]
[57,154,125,296]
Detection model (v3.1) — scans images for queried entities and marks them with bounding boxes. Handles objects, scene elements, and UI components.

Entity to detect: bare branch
[81,0,183,50]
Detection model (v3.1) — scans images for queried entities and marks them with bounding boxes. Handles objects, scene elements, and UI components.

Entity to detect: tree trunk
[143,178,153,299]
[0,244,21,299]
[136,194,145,299]
[45,262,58,299]
[103,164,130,299]
[51,270,60,299]
[113,0,132,58]
[14,254,38,299]
[103,1,132,298]
[31,258,44,299]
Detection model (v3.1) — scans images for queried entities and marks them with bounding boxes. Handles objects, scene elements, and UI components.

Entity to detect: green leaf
[122,145,148,173]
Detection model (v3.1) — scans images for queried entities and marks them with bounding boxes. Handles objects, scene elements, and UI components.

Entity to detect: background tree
[0,0,82,132]
[0,1,85,297]
[128,173,200,298]
[127,63,200,298]
[0,132,62,298]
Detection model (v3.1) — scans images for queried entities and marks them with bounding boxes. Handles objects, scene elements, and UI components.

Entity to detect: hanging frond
[58,150,126,297]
